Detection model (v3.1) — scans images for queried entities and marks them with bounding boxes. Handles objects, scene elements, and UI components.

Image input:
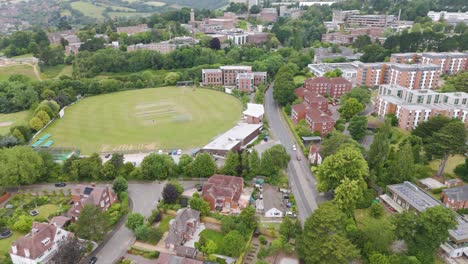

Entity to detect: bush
[259,235,267,245]
[369,203,384,218]
[356,189,376,209]
[135,225,152,241]
[431,187,447,194]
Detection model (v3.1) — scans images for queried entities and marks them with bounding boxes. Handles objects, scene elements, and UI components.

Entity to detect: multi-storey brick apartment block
[357,52,468,88]
[304,77,352,99]
[375,84,468,130]
[202,66,267,93]
[390,52,468,75]
[321,27,384,44]
[356,62,441,89]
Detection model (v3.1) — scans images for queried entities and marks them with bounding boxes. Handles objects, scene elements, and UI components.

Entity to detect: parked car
[105,153,111,158]
[0,229,12,239]
[5,204,14,209]
[55,182,66,187]
[158,150,163,154]
[172,150,177,155]
[285,211,297,218]
[30,210,39,216]
[88,256,98,264]
[292,145,297,151]
[177,149,182,155]
[196,184,203,192]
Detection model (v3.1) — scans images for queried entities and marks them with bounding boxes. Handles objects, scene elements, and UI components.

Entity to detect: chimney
[24,249,30,258]
[11,245,17,254]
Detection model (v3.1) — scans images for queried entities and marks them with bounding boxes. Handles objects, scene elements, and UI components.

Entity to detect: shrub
[431,187,447,194]
[369,203,384,218]
[135,225,152,241]
[356,189,376,209]
[259,235,267,245]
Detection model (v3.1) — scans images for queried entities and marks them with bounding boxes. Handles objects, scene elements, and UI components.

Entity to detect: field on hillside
[0,111,30,135]
[39,87,242,154]
[0,64,37,81]
[70,1,106,19]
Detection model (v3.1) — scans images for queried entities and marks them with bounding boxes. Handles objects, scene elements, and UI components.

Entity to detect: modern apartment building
[390,52,468,75]
[375,84,468,130]
[356,62,441,89]
[427,11,468,25]
[321,27,384,44]
[347,14,396,27]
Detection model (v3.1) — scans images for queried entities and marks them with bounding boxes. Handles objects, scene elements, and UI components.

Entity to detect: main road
[264,83,329,223]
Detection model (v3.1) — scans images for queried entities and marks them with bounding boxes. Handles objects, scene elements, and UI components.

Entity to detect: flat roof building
[201,123,262,156]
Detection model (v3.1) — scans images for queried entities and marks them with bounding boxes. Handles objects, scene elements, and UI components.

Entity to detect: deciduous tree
[348,116,368,141]
[112,176,128,193]
[333,178,364,216]
[385,142,415,184]
[339,98,364,120]
[190,153,216,178]
[126,213,145,231]
[162,184,179,204]
[50,237,83,264]
[140,154,175,180]
[74,204,110,241]
[222,151,240,175]
[221,230,245,257]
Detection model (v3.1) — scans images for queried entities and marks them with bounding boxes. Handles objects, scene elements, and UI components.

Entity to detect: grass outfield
[39,87,242,154]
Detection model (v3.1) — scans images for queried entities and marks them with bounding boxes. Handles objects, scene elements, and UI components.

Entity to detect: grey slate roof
[164,208,200,246]
[443,185,468,202]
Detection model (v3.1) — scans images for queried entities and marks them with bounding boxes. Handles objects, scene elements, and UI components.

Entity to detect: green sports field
[39,87,242,154]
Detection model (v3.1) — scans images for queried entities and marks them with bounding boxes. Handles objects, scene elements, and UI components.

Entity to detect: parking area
[263,185,286,214]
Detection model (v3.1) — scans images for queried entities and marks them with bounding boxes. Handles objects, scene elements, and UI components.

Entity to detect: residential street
[264,83,329,223]
[16,181,198,264]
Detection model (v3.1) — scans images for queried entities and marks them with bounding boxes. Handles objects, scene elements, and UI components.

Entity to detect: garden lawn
[0,64,37,81]
[199,229,224,252]
[39,87,242,154]
[35,204,61,219]
[0,231,24,261]
[41,65,72,79]
[429,155,465,175]
[159,215,175,233]
[0,111,30,135]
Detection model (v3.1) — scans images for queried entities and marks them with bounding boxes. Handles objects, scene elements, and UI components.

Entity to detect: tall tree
[221,230,245,257]
[0,146,45,186]
[348,116,368,141]
[222,151,240,176]
[112,176,128,193]
[74,205,110,241]
[298,202,359,264]
[385,142,415,184]
[338,98,364,120]
[367,121,391,182]
[162,184,180,204]
[126,213,145,231]
[320,131,361,158]
[333,178,364,216]
[140,154,175,180]
[248,149,261,176]
[209,38,221,50]
[426,120,467,176]
[352,35,372,51]
[50,237,83,264]
[315,145,369,192]
[190,153,216,178]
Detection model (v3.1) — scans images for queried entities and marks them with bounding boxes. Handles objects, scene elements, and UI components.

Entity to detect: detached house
[67,184,117,221]
[10,222,73,264]
[202,174,244,211]
[164,208,200,249]
[442,185,468,210]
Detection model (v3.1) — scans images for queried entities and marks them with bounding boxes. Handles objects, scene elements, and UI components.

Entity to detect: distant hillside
[157,0,229,9]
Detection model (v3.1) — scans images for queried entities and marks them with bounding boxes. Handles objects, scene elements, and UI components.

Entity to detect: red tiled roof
[50,216,71,228]
[294,86,306,98]
[329,77,351,85]
[202,174,244,204]
[305,108,335,123]
[304,93,328,103]
[291,102,308,114]
[10,222,63,260]
[305,76,329,84]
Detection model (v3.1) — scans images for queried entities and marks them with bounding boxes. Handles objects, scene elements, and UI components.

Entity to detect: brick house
[442,185,468,210]
[164,208,200,249]
[202,175,244,211]
[305,108,335,136]
[243,103,264,124]
[291,102,309,125]
[304,77,352,99]
[67,184,118,221]
[10,222,73,264]
[304,92,329,111]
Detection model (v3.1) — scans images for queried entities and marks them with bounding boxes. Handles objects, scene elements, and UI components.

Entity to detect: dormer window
[42,237,51,245]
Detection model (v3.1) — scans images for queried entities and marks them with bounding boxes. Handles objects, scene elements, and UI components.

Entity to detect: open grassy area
[40,65,73,79]
[0,64,38,81]
[108,12,151,18]
[11,53,33,59]
[0,111,30,135]
[35,204,61,219]
[70,1,105,19]
[199,229,224,252]
[429,155,465,175]
[39,87,242,154]
[293,75,307,86]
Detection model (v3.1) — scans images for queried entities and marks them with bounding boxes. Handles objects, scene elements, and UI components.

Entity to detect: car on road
[0,229,12,239]
[88,256,98,264]
[55,182,66,187]
[292,145,297,151]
